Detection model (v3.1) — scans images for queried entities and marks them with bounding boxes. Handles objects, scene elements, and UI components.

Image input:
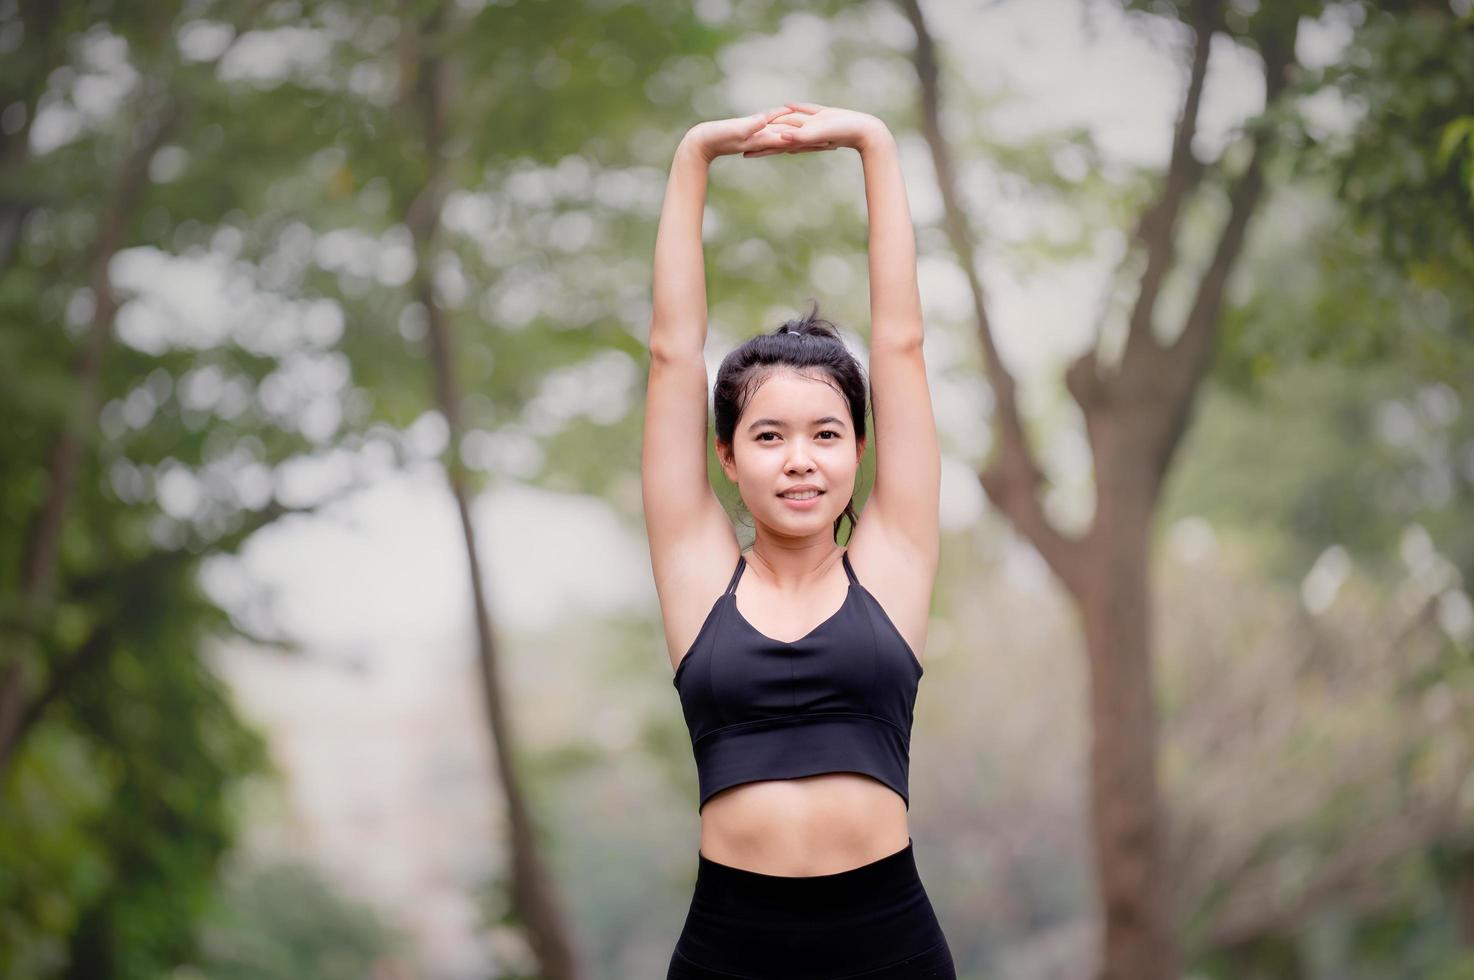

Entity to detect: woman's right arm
[648,134,715,361]
[642,111,826,666]
[642,128,748,662]
[648,109,787,356]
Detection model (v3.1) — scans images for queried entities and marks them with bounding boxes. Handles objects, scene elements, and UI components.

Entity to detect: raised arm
[649,109,788,358]
[648,136,716,361]
[773,103,939,567]
[856,124,924,352]
[860,123,938,565]
[643,111,791,668]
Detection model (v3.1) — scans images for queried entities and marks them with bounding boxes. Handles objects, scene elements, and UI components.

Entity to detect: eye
[757,430,839,442]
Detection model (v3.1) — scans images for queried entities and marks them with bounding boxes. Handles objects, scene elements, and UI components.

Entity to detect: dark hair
[713,300,868,544]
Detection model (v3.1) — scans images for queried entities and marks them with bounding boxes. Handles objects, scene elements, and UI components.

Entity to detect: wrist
[679,128,716,166]
[854,119,894,155]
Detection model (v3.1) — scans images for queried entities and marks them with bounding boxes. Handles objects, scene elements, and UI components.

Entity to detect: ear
[716,440,737,481]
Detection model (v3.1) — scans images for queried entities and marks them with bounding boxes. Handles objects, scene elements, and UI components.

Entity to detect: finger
[784,101,823,114]
[738,137,786,153]
[739,123,782,145]
[746,107,784,132]
[744,125,793,146]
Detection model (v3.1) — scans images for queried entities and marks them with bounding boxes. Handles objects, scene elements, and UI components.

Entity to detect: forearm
[858,127,923,347]
[649,135,712,359]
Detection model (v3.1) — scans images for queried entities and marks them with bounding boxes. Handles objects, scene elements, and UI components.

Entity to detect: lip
[777,488,825,509]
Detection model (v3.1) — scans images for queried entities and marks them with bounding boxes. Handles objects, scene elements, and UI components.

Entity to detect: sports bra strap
[723,555,746,596]
[841,550,858,586]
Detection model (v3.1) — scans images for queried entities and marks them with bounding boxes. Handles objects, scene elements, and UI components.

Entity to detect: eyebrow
[746,416,848,433]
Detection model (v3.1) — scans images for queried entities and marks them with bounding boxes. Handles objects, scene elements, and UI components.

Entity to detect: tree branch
[1,487,363,779]
[1116,0,1221,380]
[1207,795,1461,949]
[898,0,1087,597]
[1,4,271,775]
[1152,23,1299,467]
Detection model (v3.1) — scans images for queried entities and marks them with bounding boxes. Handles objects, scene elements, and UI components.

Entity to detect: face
[718,368,865,540]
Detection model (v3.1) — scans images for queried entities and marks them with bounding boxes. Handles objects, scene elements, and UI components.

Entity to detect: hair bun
[774,300,841,342]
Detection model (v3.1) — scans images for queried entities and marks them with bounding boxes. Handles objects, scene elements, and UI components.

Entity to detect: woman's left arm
[856,122,924,352]
[854,119,938,564]
[773,104,939,562]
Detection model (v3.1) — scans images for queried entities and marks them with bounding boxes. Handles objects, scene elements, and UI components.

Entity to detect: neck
[747,538,844,589]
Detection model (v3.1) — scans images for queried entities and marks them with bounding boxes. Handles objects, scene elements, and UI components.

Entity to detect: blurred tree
[4,0,840,974]
[1153,502,1473,977]
[898,0,1473,976]
[292,0,854,974]
[0,539,270,976]
[184,859,406,980]
[1186,11,1474,974]
[11,0,1466,976]
[0,1,386,975]
[1154,8,1474,971]
[391,2,585,974]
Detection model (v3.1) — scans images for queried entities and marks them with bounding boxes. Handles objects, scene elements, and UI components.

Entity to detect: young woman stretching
[644,102,953,979]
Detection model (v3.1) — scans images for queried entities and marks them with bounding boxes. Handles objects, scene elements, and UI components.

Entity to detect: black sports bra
[672,549,924,813]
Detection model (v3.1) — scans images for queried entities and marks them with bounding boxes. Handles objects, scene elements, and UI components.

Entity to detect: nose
[785,443,817,473]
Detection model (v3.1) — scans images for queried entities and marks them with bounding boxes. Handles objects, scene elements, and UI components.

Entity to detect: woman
[643,102,952,979]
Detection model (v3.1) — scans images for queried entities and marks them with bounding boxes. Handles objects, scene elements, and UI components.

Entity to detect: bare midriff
[698,772,910,876]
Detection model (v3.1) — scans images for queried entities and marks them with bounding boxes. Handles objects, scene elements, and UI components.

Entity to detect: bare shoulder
[650,491,742,675]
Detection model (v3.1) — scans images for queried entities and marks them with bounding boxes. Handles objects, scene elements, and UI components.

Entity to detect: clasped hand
[688,102,884,161]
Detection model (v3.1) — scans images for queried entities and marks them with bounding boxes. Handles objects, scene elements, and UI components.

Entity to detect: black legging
[667,837,957,979]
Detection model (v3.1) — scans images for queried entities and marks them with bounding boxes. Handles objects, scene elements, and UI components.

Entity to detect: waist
[697,835,918,897]
[698,772,910,876]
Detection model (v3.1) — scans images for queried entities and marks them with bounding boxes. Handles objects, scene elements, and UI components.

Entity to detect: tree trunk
[0,103,179,777]
[0,2,262,778]
[1081,439,1175,980]
[898,0,1299,974]
[398,6,583,977]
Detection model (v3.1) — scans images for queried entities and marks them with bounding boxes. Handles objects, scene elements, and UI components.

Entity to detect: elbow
[648,332,706,365]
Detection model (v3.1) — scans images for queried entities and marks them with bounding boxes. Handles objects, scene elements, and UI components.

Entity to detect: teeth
[781,490,820,500]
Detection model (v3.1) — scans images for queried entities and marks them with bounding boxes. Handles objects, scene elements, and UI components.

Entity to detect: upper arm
[641,347,739,662]
[860,337,940,568]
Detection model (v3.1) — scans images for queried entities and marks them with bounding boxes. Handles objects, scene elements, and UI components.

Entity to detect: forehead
[742,369,847,419]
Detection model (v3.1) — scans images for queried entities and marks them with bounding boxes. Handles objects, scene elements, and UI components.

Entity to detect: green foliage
[1167,352,1474,589]
[1306,8,1474,290]
[5,0,825,973]
[5,0,1473,975]
[0,728,113,977]
[183,860,404,980]
[1182,4,1474,593]
[0,548,270,978]
[1,2,350,975]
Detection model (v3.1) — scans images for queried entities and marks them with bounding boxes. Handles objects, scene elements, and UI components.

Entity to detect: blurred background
[2,0,1473,978]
